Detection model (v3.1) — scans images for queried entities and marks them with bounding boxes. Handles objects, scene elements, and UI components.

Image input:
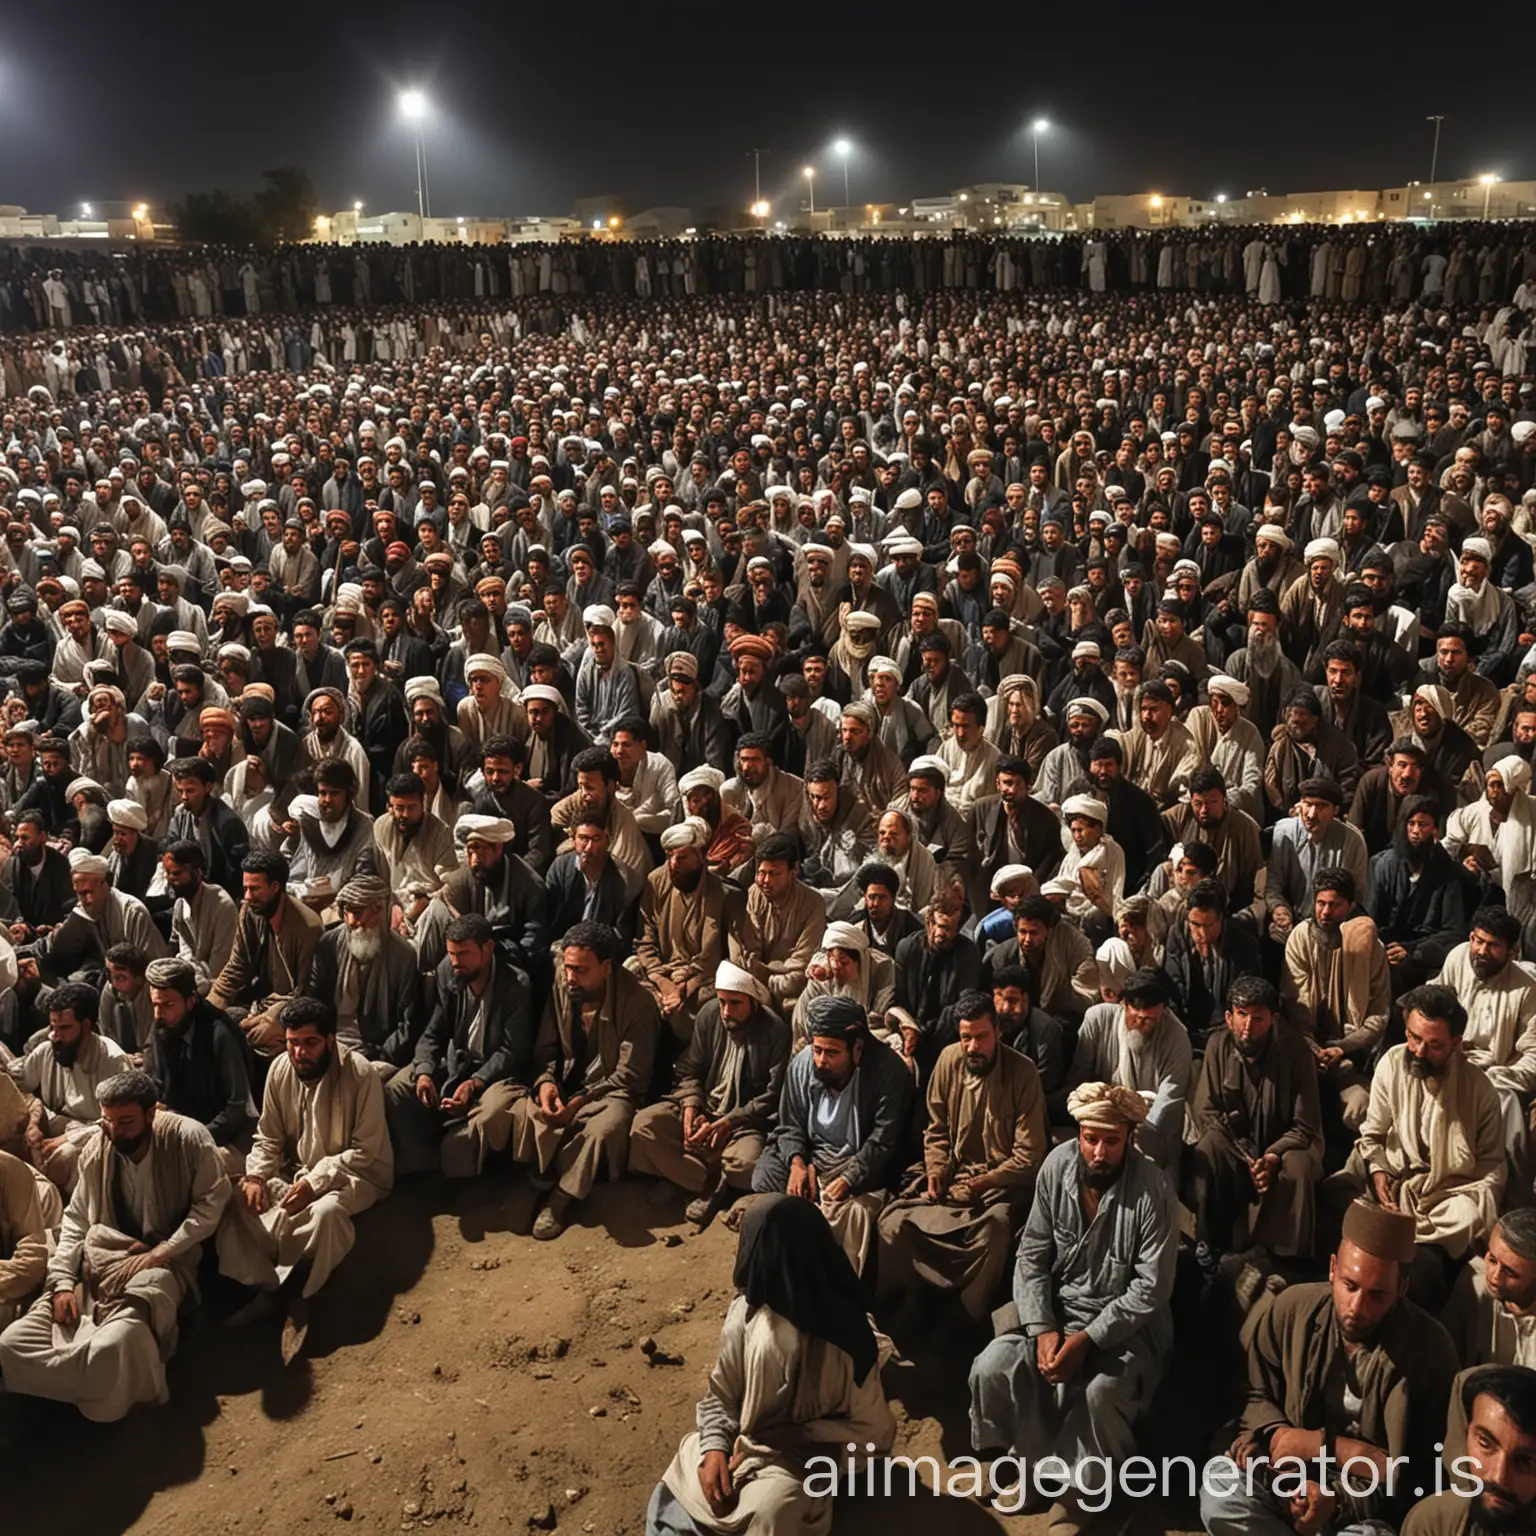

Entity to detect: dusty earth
[0,1172,1209,1536]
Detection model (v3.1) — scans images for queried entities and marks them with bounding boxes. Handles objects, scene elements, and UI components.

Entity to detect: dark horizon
[3,7,1522,224]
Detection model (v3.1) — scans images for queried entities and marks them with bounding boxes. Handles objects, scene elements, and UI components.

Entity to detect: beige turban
[659,816,710,851]
[714,960,769,1005]
[1066,1082,1149,1127]
[106,798,148,831]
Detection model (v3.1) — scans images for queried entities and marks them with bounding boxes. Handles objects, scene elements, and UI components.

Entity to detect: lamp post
[399,89,430,219]
[833,139,851,209]
[1427,114,1445,184]
[1031,118,1049,191]
[803,165,815,216]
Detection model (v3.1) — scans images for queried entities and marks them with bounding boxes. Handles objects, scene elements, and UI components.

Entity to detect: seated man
[142,957,256,1175]
[1201,1199,1458,1536]
[0,1145,47,1329]
[991,962,1067,1102]
[544,811,634,943]
[1403,1364,1536,1536]
[1185,975,1323,1275]
[969,1083,1177,1526]
[3,809,75,942]
[218,997,393,1364]
[27,849,168,983]
[878,990,1048,1320]
[1265,777,1368,946]
[1333,984,1505,1309]
[1067,968,1192,1176]
[1437,907,1536,1178]
[1280,868,1389,1132]
[209,851,324,1058]
[633,818,731,1046]
[385,913,533,1178]
[550,746,653,902]
[751,994,913,1276]
[730,833,826,1013]
[644,1195,894,1536]
[7,981,130,1195]
[422,813,547,976]
[0,1068,228,1421]
[1364,795,1480,995]
[281,759,379,910]
[1442,1209,1536,1371]
[1161,879,1264,1047]
[628,960,791,1228]
[307,875,424,1076]
[892,887,982,1072]
[792,919,897,1048]
[164,840,240,996]
[796,761,878,913]
[511,921,660,1240]
[982,893,1099,1027]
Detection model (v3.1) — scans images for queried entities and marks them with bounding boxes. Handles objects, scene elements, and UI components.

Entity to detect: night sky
[2,7,1525,223]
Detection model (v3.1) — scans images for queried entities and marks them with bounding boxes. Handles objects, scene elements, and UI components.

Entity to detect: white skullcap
[909,753,949,778]
[1096,937,1137,990]
[1304,538,1341,566]
[456,814,517,844]
[1494,756,1533,796]
[1062,794,1109,825]
[823,920,870,953]
[893,488,923,511]
[868,655,901,679]
[404,676,443,703]
[520,684,563,707]
[1323,409,1346,432]
[68,849,110,877]
[465,653,507,682]
[990,863,1034,897]
[582,604,617,630]
[1206,674,1251,707]
[1072,640,1101,662]
[102,610,136,637]
[1365,396,1386,412]
[803,543,834,559]
[107,798,148,831]
[678,765,725,796]
[1461,537,1493,563]
[714,960,769,1004]
[659,815,711,852]
[167,630,201,652]
[1254,525,1292,549]
[1066,697,1110,723]
[647,539,674,558]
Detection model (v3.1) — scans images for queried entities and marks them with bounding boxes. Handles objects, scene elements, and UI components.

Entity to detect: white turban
[868,656,902,680]
[1461,537,1493,563]
[1494,755,1533,796]
[678,766,724,796]
[1067,1081,1149,1127]
[106,798,148,831]
[1072,641,1102,662]
[68,849,110,877]
[520,684,563,707]
[989,863,1034,897]
[582,604,617,630]
[1066,697,1110,723]
[1206,674,1251,707]
[659,816,710,851]
[909,754,949,779]
[1062,794,1108,825]
[464,653,507,682]
[1255,525,1292,551]
[1304,538,1341,567]
[714,960,769,1004]
[404,677,443,704]
[102,610,136,637]
[455,814,517,844]
[822,920,870,954]
[1413,682,1454,723]
[167,630,201,653]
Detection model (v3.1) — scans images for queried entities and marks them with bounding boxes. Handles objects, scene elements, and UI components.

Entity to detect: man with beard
[164,840,239,996]
[219,997,393,1365]
[239,690,302,797]
[1405,1365,1536,1536]
[751,993,912,1276]
[969,1082,1176,1528]
[141,956,255,1173]
[550,746,653,903]
[386,912,532,1178]
[372,770,457,931]
[1264,688,1361,817]
[1280,537,1348,674]
[8,981,130,1196]
[471,735,555,873]
[847,861,923,956]
[512,921,660,1240]
[1436,908,1536,1187]
[1365,797,1479,995]
[1313,640,1392,770]
[834,699,906,815]
[1185,975,1323,1276]
[1281,868,1389,1133]
[973,753,1065,906]
[426,814,546,977]
[634,818,729,1046]
[648,652,733,780]
[1226,592,1303,740]
[1185,675,1267,822]
[296,686,372,822]
[1162,879,1265,1046]
[628,960,790,1228]
[3,808,75,940]
[1234,524,1302,611]
[656,593,719,685]
[722,732,802,845]
[1328,580,1418,704]
[878,990,1048,1321]
[778,673,842,777]
[1333,984,1504,1308]
[1484,703,1536,777]
[395,678,474,792]
[988,961,1067,1100]
[1351,739,1436,851]
[209,851,324,1058]
[1045,640,1117,728]
[26,850,166,985]
[1201,1200,1457,1536]
[797,762,878,913]
[1267,778,1369,937]
[901,754,975,882]
[308,875,424,1079]
[0,1068,228,1421]
[1444,1212,1536,1376]
[720,633,787,751]
[1034,697,1111,811]
[893,891,982,1072]
[1119,680,1202,810]
[281,759,379,911]
[1065,968,1192,1175]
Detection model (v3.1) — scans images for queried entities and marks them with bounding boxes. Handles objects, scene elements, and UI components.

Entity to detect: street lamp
[750,201,770,222]
[803,165,815,216]
[1030,118,1049,191]
[80,202,92,219]
[399,89,431,219]
[353,200,364,214]
[833,138,852,206]
[1480,173,1499,218]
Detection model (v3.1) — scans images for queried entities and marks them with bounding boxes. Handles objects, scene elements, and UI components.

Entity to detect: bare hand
[53,1289,80,1327]
[1250,1153,1279,1196]
[415,1073,438,1109]
[1289,1482,1337,1536]
[821,1175,851,1204]
[1371,1170,1398,1211]
[786,1158,817,1200]
[698,1449,735,1515]
[241,1176,270,1213]
[280,1178,316,1214]
[681,1105,698,1143]
[1044,1330,1091,1385]
[443,1079,476,1111]
[537,1081,564,1119]
[118,1242,170,1281]
[925,1172,946,1202]
[1384,943,1409,965]
[1035,1330,1062,1377]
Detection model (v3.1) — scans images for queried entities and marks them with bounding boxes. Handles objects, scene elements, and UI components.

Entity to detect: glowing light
[131,204,148,219]
[1032,118,1050,133]
[608,216,620,228]
[1216,194,1227,203]
[750,200,770,218]
[353,200,364,213]
[399,89,427,119]
[592,220,602,230]
[802,165,814,180]
[1479,173,1499,185]
[1148,195,1163,208]
[959,193,969,202]
[833,139,851,158]
[80,203,93,218]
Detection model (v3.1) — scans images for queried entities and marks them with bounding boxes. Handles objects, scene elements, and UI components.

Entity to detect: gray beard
[345,927,383,964]
[1247,635,1281,677]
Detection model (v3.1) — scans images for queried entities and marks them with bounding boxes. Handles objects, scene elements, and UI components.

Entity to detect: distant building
[1380,180,1536,221]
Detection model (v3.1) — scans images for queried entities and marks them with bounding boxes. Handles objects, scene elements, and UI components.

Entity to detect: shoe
[685,1188,730,1227]
[225,1291,279,1328]
[532,1193,570,1241]
[280,1298,310,1366]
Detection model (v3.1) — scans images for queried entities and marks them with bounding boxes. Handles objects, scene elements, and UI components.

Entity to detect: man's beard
[672,865,702,894]
[315,722,339,743]
[50,1039,81,1067]
[346,926,383,964]
[1404,838,1431,871]
[1234,1032,1268,1059]
[292,1045,332,1082]
[1473,1489,1536,1534]
[111,1128,151,1158]
[249,893,281,920]
[471,859,501,886]
[814,1065,852,1091]
[1471,951,1506,981]
[1405,1052,1442,1079]
[1079,1148,1124,1190]
[395,816,422,843]
[1255,554,1279,581]
[962,1050,996,1077]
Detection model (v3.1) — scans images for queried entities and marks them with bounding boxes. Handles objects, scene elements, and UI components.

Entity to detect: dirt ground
[0,1173,1208,1536]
